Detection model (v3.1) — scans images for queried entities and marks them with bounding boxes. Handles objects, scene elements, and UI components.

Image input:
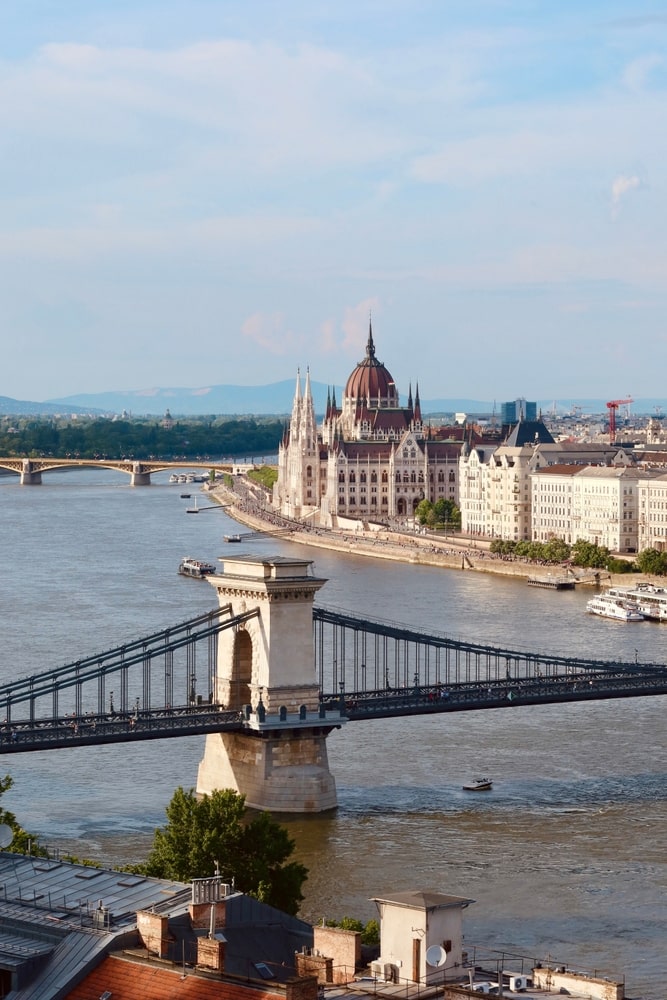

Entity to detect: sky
[1,0,666,403]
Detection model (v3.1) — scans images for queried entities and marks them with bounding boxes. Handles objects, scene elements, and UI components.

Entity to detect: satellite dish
[426,945,448,968]
[0,824,14,849]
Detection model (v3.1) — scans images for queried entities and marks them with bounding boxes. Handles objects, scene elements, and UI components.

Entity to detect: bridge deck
[0,605,664,753]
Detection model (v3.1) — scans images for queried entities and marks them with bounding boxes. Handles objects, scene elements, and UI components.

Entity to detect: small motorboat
[178,557,216,579]
[462,777,493,792]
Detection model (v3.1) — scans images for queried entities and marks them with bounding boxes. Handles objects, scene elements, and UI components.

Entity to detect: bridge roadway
[0,457,236,485]
[0,605,665,753]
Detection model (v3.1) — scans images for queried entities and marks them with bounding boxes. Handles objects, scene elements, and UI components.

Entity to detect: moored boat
[224,534,242,543]
[586,594,644,622]
[607,583,667,621]
[462,777,493,791]
[178,557,216,579]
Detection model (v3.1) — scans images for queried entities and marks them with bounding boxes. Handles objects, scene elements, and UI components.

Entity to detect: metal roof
[0,852,192,1000]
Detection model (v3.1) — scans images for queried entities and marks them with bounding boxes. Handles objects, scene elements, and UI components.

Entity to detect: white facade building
[532,465,644,553]
[637,472,667,552]
[459,417,631,542]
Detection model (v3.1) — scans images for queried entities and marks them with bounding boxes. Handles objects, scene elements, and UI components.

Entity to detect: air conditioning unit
[370,962,383,978]
[509,975,531,992]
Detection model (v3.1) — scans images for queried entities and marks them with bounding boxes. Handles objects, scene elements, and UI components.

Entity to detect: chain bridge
[2,555,665,811]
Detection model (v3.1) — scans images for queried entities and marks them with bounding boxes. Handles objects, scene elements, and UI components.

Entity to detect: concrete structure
[370,890,473,985]
[197,556,345,813]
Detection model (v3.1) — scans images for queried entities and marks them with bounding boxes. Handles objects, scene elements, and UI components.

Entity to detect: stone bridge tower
[196,555,344,813]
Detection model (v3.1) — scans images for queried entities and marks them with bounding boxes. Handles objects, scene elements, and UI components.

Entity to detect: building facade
[274,326,469,527]
[459,420,633,542]
[532,465,644,553]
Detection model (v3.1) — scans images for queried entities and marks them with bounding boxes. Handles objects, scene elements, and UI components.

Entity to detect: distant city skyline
[1,1,665,402]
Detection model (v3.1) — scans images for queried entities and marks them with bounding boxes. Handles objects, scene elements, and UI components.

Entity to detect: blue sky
[1,1,666,402]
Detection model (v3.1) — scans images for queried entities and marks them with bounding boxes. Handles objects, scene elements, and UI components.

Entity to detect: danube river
[0,470,664,999]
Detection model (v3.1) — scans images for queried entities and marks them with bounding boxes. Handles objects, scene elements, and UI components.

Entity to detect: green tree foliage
[571,539,610,569]
[141,787,308,915]
[0,775,46,855]
[322,916,380,946]
[0,417,283,461]
[606,556,636,574]
[636,548,667,575]
[490,537,571,563]
[415,498,461,529]
[247,466,279,490]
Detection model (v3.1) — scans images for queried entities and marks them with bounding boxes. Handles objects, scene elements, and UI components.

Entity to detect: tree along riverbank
[209,481,658,589]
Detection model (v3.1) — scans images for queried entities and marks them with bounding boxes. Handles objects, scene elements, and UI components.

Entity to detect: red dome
[344,324,398,405]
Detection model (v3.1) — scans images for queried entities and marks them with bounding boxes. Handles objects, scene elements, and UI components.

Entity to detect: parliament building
[273,324,468,528]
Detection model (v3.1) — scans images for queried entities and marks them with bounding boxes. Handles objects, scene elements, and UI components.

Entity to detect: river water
[0,470,664,998]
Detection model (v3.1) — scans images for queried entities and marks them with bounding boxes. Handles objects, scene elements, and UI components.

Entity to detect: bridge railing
[0,606,259,725]
[313,605,667,698]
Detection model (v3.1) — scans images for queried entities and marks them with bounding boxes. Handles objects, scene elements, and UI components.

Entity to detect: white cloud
[241,312,302,355]
[610,174,643,218]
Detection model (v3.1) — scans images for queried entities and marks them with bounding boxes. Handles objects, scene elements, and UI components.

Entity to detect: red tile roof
[66,954,280,1000]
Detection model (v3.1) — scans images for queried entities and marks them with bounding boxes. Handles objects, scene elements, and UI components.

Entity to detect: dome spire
[367,313,376,360]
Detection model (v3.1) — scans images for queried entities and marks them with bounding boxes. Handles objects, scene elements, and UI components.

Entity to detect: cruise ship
[607,583,667,620]
[586,594,645,622]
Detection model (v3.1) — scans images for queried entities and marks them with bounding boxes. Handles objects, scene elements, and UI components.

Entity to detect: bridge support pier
[197,726,338,813]
[20,461,42,485]
[131,464,151,486]
[197,555,343,813]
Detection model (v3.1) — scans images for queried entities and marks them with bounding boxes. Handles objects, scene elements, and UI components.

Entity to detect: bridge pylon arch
[196,555,342,813]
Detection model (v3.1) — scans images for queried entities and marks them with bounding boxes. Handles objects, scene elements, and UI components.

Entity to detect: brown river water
[0,471,664,998]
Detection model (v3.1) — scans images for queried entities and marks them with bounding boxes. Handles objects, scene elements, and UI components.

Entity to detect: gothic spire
[366,314,376,360]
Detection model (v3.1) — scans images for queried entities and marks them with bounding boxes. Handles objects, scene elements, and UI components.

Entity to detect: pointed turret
[414,383,422,423]
[366,314,376,360]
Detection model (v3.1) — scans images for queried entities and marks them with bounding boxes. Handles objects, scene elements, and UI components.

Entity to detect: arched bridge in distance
[1,604,666,755]
[0,458,238,485]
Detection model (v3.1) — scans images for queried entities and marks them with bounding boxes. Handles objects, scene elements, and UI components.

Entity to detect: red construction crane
[606,397,634,441]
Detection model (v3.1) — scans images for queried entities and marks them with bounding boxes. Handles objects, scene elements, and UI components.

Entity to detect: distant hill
[0,383,662,418]
[0,395,102,417]
[48,383,517,416]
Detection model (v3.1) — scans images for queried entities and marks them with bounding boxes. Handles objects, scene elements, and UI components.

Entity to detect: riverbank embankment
[205,480,657,589]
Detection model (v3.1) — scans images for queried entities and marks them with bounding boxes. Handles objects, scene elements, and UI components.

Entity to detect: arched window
[382,471,388,483]
[349,471,356,483]
[371,471,377,483]
[410,471,416,483]
[438,471,444,483]
[338,472,345,483]
[449,470,455,483]
[306,465,312,478]
[360,471,367,483]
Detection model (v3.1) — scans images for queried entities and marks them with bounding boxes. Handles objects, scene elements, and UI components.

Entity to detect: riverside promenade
[207,479,628,587]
